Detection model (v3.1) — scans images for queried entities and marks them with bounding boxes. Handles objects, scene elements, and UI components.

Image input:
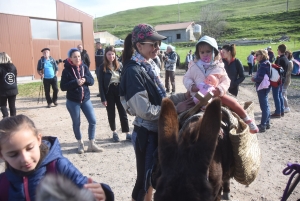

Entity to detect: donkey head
[154,98,222,201]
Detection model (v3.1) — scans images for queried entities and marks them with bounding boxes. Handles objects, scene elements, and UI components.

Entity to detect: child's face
[198,43,213,63]
[0,128,42,172]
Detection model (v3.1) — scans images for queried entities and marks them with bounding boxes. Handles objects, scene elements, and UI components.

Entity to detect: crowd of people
[0,21,295,200]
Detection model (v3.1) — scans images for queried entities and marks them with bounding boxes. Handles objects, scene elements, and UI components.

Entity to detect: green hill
[94,0,300,41]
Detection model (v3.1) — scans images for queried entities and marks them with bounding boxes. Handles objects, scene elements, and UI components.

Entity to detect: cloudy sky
[60,0,202,17]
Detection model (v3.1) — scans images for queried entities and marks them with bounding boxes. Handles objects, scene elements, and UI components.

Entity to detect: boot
[87,140,103,152]
[77,140,85,154]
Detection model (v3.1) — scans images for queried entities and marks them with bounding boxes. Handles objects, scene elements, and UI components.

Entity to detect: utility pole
[178,0,180,22]
[286,0,289,12]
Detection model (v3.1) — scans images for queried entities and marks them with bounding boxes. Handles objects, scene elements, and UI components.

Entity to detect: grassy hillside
[94,0,300,40]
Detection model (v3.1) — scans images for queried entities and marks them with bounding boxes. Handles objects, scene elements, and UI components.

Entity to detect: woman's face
[221,49,230,59]
[70,51,81,66]
[137,40,160,60]
[106,51,116,63]
[198,44,213,63]
[255,52,262,62]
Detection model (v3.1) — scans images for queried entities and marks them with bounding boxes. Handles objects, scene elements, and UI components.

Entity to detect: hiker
[164,45,177,94]
[247,50,255,76]
[77,44,91,68]
[282,50,293,113]
[185,50,193,71]
[267,46,275,63]
[0,115,114,201]
[0,52,18,118]
[95,42,104,97]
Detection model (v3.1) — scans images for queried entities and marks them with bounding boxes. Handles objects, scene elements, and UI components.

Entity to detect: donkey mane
[154,97,222,201]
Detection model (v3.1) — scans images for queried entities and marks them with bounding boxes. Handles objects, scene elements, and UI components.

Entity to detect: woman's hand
[102,101,107,107]
[77,78,86,86]
[212,88,221,97]
[191,84,199,92]
[84,178,106,201]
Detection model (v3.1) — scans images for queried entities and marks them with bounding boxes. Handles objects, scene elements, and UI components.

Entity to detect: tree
[198,5,228,39]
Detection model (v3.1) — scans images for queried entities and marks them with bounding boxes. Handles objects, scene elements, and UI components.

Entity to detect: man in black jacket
[95,42,104,97]
[77,44,90,68]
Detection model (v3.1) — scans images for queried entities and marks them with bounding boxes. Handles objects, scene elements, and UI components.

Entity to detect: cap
[196,35,219,56]
[132,24,166,43]
[41,48,50,52]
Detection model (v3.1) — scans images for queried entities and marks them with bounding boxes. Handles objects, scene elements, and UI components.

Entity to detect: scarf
[131,51,166,98]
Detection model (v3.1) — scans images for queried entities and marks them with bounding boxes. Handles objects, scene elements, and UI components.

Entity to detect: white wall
[0,0,57,19]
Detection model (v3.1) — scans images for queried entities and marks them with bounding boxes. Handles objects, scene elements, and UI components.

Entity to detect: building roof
[154,21,194,31]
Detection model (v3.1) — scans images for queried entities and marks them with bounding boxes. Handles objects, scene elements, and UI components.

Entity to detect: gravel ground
[0,71,299,201]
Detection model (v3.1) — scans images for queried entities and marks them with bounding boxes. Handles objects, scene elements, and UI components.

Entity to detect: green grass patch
[18,81,61,98]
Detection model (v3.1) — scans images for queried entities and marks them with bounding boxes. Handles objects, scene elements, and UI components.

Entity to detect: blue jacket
[37,56,58,78]
[253,59,271,89]
[1,136,114,201]
[60,59,94,103]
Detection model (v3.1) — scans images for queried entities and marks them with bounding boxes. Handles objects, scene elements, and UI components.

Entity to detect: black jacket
[275,55,289,84]
[60,60,94,103]
[98,62,122,102]
[223,58,245,96]
[0,63,18,97]
[81,49,90,68]
[95,49,104,68]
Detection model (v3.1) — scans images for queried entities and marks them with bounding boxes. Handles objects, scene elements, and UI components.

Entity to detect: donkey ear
[194,98,222,171]
[158,98,179,168]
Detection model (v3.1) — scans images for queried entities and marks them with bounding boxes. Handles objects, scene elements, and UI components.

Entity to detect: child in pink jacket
[183,35,259,133]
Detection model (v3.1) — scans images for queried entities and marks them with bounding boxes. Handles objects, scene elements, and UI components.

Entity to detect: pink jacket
[183,60,230,97]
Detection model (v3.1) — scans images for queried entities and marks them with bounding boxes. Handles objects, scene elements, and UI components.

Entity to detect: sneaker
[54,102,58,106]
[47,104,51,108]
[87,140,103,152]
[281,112,284,117]
[245,119,259,134]
[166,90,170,93]
[266,124,270,129]
[257,124,266,133]
[126,134,132,141]
[77,140,85,154]
[284,107,290,113]
[270,113,281,118]
[112,132,120,142]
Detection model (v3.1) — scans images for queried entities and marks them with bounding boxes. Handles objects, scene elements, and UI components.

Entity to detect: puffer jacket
[81,49,91,68]
[0,63,18,97]
[164,51,177,71]
[60,59,94,103]
[253,59,271,90]
[183,60,230,97]
[0,136,114,201]
[119,60,162,132]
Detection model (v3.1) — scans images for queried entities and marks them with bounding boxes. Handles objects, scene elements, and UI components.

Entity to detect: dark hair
[103,46,120,72]
[222,44,236,57]
[285,50,293,60]
[122,33,135,63]
[36,174,96,201]
[195,42,219,61]
[278,44,286,54]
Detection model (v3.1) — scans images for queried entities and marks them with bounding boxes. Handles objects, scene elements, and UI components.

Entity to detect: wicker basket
[228,101,261,185]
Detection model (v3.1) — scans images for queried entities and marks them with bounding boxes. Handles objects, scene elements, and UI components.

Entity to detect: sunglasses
[140,41,160,48]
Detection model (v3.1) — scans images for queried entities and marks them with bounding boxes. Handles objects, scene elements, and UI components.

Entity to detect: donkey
[153,97,233,201]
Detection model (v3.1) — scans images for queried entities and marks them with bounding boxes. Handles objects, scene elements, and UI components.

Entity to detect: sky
[60,0,202,18]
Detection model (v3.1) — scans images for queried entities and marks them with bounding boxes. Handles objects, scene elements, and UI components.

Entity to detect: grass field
[95,0,300,41]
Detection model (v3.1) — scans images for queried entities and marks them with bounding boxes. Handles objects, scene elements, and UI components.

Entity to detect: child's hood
[39,136,63,167]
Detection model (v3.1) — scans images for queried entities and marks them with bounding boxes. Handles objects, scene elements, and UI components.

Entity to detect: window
[176,34,181,39]
[30,19,57,39]
[59,22,81,40]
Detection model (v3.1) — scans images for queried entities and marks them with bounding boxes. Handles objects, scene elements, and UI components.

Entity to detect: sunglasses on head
[140,41,161,48]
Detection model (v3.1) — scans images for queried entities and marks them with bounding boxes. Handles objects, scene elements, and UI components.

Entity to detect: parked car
[115,39,124,47]
[292,50,300,75]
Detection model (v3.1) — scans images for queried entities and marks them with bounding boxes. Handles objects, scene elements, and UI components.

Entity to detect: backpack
[269,63,284,87]
[0,160,57,201]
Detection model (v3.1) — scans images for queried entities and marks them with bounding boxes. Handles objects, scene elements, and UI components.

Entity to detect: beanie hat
[132,24,166,43]
[68,48,80,58]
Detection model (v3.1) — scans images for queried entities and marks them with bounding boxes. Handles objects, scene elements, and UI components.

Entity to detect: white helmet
[196,35,218,52]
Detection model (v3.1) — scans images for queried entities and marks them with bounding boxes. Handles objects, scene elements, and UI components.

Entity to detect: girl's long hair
[122,33,135,63]
[103,46,120,72]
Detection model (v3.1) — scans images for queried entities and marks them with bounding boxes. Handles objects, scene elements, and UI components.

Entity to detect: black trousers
[248,63,254,75]
[0,95,16,118]
[43,77,58,104]
[165,70,175,92]
[105,83,129,132]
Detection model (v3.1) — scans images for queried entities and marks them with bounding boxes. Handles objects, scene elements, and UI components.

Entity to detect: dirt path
[1,74,299,201]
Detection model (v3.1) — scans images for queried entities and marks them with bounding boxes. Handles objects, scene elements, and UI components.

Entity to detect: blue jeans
[272,84,284,114]
[257,87,271,126]
[66,99,96,140]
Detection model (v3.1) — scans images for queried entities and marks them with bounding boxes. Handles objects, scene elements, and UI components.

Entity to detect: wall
[157,29,188,43]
